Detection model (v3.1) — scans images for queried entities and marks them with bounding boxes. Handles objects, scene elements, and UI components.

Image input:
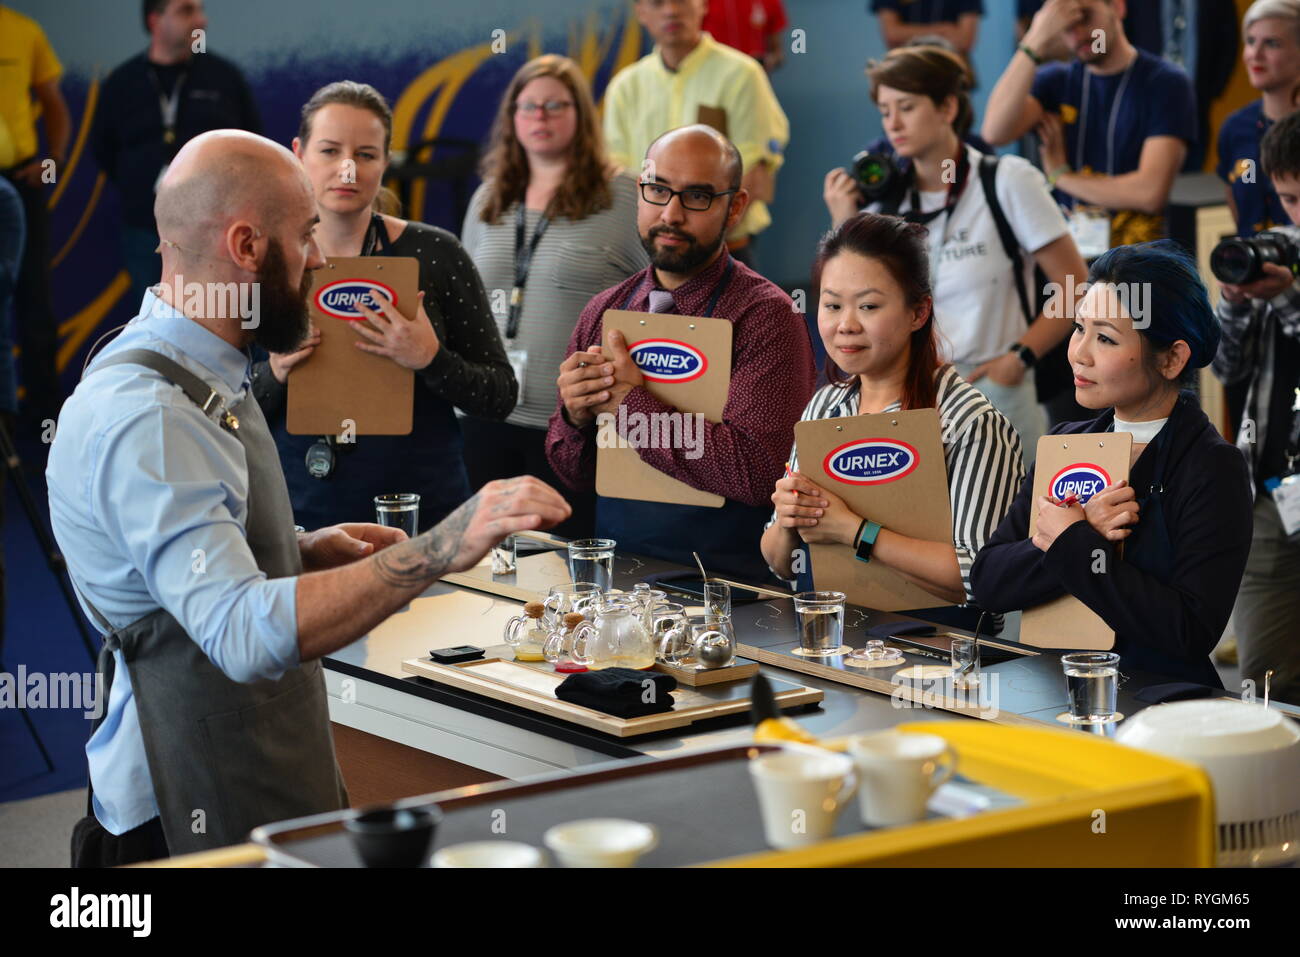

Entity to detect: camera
[851,150,903,204]
[1210,231,1300,285]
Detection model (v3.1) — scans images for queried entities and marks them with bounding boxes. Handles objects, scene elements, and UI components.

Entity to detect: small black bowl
[343,804,442,868]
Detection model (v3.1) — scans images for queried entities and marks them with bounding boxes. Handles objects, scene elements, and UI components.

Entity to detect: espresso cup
[847,731,955,827]
[748,748,857,849]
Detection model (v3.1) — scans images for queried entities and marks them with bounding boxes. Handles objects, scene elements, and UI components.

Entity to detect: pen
[1058,494,1079,508]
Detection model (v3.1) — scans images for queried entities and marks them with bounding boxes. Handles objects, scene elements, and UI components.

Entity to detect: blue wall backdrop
[19,0,1020,391]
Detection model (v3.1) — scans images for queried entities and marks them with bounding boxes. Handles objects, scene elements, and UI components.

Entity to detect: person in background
[461,55,648,539]
[871,0,982,58]
[1016,0,1069,61]
[0,4,70,429]
[92,0,261,313]
[547,126,814,583]
[1213,109,1300,707]
[973,242,1254,688]
[603,0,789,268]
[253,81,516,532]
[1220,0,1300,238]
[824,46,1089,466]
[761,214,1024,630]
[982,0,1197,248]
[704,0,789,72]
[0,175,24,662]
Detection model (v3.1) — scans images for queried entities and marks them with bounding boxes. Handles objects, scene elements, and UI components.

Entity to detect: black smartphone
[429,645,485,664]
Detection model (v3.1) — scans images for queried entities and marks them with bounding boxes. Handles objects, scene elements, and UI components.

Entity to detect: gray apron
[81,348,348,854]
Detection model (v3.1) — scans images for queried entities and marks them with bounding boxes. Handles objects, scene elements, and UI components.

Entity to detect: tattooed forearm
[371,493,480,587]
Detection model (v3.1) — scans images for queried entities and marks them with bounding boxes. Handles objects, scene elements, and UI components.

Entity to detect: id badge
[1067,205,1111,259]
[1271,474,1300,540]
[506,346,528,392]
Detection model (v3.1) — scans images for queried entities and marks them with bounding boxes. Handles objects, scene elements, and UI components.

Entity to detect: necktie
[648,290,676,313]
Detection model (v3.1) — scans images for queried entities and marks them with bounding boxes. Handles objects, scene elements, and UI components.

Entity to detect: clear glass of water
[1061,652,1121,723]
[792,591,846,656]
[374,493,419,537]
[704,581,732,623]
[491,535,517,576]
[950,636,980,687]
[567,538,615,591]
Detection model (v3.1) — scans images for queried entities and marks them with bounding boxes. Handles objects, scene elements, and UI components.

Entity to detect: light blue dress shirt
[47,291,301,835]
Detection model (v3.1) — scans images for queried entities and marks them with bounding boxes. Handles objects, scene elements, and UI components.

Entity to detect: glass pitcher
[542,581,601,630]
[569,597,656,671]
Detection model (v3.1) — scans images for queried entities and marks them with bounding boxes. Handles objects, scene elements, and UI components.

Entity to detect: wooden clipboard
[286,256,419,435]
[595,310,732,507]
[795,408,954,612]
[1020,431,1133,650]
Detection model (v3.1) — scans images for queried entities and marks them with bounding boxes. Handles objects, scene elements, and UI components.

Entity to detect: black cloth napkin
[556,668,677,718]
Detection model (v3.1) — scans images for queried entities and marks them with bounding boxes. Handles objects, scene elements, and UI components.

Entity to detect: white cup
[847,731,956,827]
[543,818,657,868]
[748,748,858,849]
[430,841,545,868]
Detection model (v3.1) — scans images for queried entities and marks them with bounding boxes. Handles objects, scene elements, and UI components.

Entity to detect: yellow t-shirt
[602,32,789,240]
[0,6,63,166]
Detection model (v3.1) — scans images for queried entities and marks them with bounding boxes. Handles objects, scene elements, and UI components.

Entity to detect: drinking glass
[792,591,846,656]
[374,493,419,537]
[704,581,731,622]
[491,535,517,576]
[567,538,616,590]
[1061,652,1121,723]
[950,636,979,687]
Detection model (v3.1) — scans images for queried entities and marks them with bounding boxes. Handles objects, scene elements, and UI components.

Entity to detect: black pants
[71,811,169,868]
[2,172,60,423]
[460,415,594,540]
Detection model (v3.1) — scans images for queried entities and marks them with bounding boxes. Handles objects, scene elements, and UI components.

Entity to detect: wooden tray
[651,658,759,686]
[402,652,821,737]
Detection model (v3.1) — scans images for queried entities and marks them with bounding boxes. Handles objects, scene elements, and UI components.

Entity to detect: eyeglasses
[514,100,574,116]
[639,181,737,211]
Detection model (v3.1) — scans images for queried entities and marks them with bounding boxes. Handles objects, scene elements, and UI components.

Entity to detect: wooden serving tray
[651,658,759,686]
[402,653,821,738]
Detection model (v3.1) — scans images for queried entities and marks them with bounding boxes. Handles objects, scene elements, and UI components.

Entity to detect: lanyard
[1075,61,1135,176]
[360,213,392,257]
[148,65,188,146]
[902,148,971,241]
[619,256,735,316]
[508,203,551,339]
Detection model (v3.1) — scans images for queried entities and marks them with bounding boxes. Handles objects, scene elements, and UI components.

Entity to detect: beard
[640,218,728,275]
[251,237,313,354]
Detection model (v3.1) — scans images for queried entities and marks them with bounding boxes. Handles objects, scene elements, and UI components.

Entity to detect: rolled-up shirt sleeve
[90,404,300,684]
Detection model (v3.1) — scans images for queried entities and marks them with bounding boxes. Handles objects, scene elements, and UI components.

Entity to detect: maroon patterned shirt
[545,250,816,508]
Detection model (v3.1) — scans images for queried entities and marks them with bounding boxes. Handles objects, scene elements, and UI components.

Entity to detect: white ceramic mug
[847,731,956,827]
[748,749,858,849]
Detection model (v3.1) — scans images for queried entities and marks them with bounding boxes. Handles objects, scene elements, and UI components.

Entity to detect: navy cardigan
[970,393,1254,686]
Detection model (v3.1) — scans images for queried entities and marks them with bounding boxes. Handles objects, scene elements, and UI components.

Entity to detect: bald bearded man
[47,130,570,866]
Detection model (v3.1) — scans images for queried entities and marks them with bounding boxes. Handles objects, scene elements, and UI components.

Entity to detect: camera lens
[1210,238,1257,285]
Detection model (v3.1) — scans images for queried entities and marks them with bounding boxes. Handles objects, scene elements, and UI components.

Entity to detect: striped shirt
[772,365,1026,601]
[461,174,649,429]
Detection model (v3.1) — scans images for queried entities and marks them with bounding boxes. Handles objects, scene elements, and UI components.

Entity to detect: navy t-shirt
[1217,100,1292,237]
[870,0,982,21]
[1031,49,1195,242]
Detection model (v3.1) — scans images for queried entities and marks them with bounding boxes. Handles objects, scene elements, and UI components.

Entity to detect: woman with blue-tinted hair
[971,241,1254,686]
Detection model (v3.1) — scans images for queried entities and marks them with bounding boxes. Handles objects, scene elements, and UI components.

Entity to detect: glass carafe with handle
[503,601,549,662]
[570,596,656,671]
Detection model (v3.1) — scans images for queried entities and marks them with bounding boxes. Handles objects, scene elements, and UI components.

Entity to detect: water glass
[491,535,517,576]
[793,591,846,656]
[568,538,616,591]
[949,636,979,687]
[704,581,732,622]
[374,493,419,537]
[649,602,689,664]
[1061,652,1121,723]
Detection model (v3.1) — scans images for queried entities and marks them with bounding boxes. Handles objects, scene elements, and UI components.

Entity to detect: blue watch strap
[855,520,882,563]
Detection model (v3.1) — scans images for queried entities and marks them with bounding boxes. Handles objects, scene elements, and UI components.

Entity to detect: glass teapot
[569,596,656,671]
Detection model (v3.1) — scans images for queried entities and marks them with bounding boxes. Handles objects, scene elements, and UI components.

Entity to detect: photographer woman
[824,45,1089,465]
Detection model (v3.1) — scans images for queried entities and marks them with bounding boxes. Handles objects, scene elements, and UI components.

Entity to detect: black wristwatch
[1008,342,1036,369]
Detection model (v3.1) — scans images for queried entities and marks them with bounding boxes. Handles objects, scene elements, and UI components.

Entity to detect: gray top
[460,173,649,429]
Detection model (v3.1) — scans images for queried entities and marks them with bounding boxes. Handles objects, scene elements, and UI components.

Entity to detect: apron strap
[90,349,240,431]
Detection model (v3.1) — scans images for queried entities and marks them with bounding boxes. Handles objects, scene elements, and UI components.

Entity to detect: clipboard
[794,408,954,612]
[696,105,729,138]
[1020,431,1133,650]
[286,256,419,436]
[595,310,732,507]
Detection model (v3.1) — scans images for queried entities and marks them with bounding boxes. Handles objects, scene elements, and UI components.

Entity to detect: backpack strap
[978,154,1036,327]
